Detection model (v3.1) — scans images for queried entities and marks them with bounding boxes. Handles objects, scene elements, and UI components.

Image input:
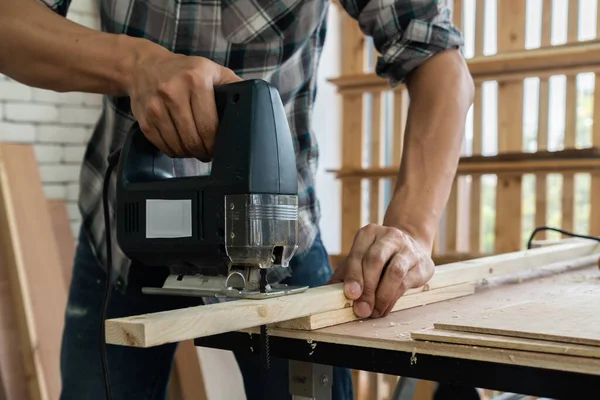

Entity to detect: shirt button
[115,278,124,290]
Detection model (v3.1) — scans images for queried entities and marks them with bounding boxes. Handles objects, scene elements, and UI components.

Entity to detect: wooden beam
[275,282,474,330]
[0,143,68,400]
[328,39,600,92]
[332,158,600,178]
[105,240,600,348]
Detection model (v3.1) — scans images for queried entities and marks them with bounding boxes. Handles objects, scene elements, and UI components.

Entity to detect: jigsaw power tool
[114,79,308,300]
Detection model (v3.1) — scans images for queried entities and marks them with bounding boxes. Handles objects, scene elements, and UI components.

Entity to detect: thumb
[216,66,243,84]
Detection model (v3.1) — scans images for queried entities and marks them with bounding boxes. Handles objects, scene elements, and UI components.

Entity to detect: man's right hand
[1,0,241,161]
[127,46,242,161]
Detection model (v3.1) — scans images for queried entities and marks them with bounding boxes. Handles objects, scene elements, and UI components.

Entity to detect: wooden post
[340,15,365,254]
[494,0,527,253]
[535,0,552,239]
[561,0,580,234]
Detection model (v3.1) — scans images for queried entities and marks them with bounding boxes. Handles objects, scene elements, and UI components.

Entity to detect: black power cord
[100,149,122,400]
[526,225,600,250]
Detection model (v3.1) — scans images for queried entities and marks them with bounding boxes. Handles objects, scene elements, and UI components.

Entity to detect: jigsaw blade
[259,268,271,370]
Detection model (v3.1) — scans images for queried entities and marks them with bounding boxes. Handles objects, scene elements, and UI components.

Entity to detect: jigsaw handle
[116,79,297,194]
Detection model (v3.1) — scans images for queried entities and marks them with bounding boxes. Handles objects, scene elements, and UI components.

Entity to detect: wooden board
[411,328,600,359]
[0,258,29,400]
[106,240,600,348]
[0,143,68,400]
[426,240,600,289]
[276,283,474,330]
[48,200,76,286]
[434,294,600,347]
[106,283,351,347]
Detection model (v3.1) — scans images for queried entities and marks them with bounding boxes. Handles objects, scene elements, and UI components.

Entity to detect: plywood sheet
[237,267,600,377]
[411,328,600,359]
[434,294,600,347]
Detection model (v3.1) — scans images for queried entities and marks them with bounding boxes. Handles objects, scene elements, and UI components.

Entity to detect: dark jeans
[59,228,354,400]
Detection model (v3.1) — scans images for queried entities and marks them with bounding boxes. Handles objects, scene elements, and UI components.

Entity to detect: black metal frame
[195,332,599,399]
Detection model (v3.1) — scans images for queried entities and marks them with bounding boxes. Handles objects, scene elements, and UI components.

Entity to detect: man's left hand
[329,224,435,319]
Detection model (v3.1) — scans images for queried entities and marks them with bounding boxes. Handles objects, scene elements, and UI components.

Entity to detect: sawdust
[410,349,418,365]
[389,322,396,326]
[307,338,317,355]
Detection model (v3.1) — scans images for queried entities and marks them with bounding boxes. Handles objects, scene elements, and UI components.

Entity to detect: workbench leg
[390,377,419,400]
[288,360,333,400]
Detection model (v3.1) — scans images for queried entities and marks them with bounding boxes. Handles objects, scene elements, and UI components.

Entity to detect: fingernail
[354,301,371,318]
[344,281,361,299]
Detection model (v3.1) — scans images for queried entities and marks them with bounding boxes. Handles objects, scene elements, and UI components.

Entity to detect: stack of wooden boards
[411,293,600,360]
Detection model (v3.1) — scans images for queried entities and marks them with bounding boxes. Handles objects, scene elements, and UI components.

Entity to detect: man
[0,0,474,398]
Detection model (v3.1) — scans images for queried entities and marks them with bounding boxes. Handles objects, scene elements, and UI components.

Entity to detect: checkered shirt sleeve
[339,0,464,86]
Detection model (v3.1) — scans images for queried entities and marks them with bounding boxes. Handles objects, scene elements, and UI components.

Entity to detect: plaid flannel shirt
[40,0,463,289]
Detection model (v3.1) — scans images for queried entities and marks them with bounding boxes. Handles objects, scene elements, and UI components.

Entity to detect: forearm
[383,49,474,252]
[0,0,162,95]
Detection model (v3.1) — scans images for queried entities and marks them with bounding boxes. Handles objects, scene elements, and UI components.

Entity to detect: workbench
[194,266,600,399]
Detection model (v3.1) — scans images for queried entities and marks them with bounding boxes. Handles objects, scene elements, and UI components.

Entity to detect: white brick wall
[0,1,102,237]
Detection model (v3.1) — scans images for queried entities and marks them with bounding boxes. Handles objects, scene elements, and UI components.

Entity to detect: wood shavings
[307,338,317,355]
[410,349,418,365]
[508,354,515,363]
[389,322,396,326]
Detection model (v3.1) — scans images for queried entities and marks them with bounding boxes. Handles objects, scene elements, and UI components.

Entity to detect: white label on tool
[145,199,192,238]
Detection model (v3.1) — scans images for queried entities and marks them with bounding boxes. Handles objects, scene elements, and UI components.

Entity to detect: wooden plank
[48,199,76,286]
[0,258,29,400]
[445,179,458,252]
[0,143,68,400]
[276,283,474,330]
[106,283,351,347]
[427,241,600,290]
[333,157,600,178]
[562,0,580,234]
[411,328,600,359]
[340,12,365,253]
[369,91,382,224]
[590,5,600,237]
[494,0,527,254]
[173,341,208,400]
[392,88,407,181]
[340,94,363,253]
[468,0,484,255]
[328,40,600,92]
[433,294,600,347]
[106,240,600,348]
[535,0,552,240]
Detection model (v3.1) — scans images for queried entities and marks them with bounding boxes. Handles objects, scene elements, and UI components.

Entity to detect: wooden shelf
[328,39,600,92]
[329,148,600,178]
